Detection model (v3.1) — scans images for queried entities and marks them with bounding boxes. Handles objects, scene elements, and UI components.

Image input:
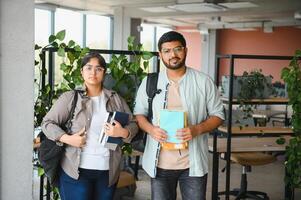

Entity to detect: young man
[134,31,224,200]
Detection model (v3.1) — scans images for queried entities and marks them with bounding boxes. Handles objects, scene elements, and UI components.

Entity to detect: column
[0,0,34,199]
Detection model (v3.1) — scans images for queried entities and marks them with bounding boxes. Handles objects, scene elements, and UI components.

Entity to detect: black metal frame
[40,48,160,90]
[37,48,160,200]
[212,54,297,200]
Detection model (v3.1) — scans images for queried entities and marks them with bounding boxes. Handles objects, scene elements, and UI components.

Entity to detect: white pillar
[200,30,217,81]
[0,0,34,199]
[113,7,131,50]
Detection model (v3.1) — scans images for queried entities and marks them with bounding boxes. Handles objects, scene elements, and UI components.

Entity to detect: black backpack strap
[64,90,79,132]
[146,72,160,121]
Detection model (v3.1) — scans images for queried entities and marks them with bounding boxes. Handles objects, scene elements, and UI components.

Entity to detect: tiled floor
[130,154,301,200]
[33,154,301,200]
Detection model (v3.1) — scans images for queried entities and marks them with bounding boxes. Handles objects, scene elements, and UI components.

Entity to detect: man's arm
[136,114,167,143]
[177,116,223,142]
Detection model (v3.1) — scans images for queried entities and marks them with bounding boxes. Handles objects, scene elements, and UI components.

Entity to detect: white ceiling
[35,0,301,30]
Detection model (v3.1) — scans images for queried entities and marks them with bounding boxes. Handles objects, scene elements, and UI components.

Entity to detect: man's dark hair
[81,52,107,72]
[158,31,186,51]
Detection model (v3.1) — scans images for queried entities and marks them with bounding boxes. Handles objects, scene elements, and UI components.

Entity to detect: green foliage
[236,69,273,125]
[34,30,87,127]
[35,30,88,200]
[107,36,154,110]
[281,50,301,191]
[238,69,273,100]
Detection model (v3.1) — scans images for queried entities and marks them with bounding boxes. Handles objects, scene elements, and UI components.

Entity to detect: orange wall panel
[217,27,301,82]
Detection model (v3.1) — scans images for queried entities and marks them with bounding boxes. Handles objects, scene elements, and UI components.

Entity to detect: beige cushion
[230,152,276,166]
[117,171,136,188]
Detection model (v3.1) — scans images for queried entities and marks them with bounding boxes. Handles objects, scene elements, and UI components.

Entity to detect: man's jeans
[151,168,207,200]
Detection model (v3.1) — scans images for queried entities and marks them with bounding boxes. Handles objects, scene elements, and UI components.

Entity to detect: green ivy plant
[105,36,154,154]
[34,30,89,127]
[106,36,154,111]
[280,49,301,196]
[34,30,89,200]
[236,69,273,128]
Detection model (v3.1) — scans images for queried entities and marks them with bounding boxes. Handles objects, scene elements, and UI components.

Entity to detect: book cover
[99,111,130,150]
[159,110,188,150]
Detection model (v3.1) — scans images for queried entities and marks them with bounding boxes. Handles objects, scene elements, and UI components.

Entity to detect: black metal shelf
[212,54,296,200]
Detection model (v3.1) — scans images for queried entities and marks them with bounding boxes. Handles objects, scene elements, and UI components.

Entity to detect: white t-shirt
[79,93,110,170]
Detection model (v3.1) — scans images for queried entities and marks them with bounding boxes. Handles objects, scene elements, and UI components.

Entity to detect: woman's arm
[41,91,75,141]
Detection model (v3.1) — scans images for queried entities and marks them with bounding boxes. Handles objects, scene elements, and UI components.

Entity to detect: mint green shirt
[134,67,224,178]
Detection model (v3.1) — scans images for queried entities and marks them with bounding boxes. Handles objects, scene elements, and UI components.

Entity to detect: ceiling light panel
[219,2,258,9]
[140,7,176,13]
[168,3,225,13]
[177,0,206,3]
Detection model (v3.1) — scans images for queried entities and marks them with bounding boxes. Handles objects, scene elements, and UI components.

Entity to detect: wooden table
[221,97,289,104]
[218,126,293,136]
[209,135,292,200]
[208,136,290,153]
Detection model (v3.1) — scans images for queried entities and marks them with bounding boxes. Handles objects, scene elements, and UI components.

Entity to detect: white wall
[0,0,34,199]
[201,30,217,81]
[113,7,131,50]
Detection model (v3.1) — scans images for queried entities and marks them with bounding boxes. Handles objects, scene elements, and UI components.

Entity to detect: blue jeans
[58,168,116,200]
[151,168,207,200]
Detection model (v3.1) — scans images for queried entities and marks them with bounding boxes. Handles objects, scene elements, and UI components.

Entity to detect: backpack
[38,90,78,186]
[132,73,160,152]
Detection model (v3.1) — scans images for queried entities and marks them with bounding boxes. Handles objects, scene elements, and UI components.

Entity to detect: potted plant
[221,69,274,128]
[280,49,301,199]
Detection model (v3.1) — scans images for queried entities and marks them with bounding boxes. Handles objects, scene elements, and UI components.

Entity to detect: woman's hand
[59,127,87,148]
[104,120,129,139]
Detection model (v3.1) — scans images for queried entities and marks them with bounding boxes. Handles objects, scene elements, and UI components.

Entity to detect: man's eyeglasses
[161,46,185,55]
[83,64,105,73]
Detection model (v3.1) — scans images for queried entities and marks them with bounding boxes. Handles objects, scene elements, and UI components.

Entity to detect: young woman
[42,52,138,200]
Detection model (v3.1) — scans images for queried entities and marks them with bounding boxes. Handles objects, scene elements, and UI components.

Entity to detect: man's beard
[162,56,186,70]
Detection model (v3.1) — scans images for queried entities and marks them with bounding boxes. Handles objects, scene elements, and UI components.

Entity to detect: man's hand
[59,127,87,148]
[176,125,199,142]
[104,120,129,139]
[149,126,167,143]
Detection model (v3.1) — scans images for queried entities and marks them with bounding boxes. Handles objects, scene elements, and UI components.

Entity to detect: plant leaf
[68,40,75,48]
[35,44,42,50]
[48,35,56,43]
[127,36,135,46]
[142,51,153,60]
[57,47,65,57]
[56,30,66,41]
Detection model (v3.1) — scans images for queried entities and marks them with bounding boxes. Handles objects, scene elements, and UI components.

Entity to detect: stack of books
[159,110,188,150]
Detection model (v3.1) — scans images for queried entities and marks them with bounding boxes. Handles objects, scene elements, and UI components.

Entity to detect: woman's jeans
[151,168,208,200]
[58,168,116,200]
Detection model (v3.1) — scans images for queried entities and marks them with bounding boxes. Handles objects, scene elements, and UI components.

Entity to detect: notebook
[99,111,129,150]
[159,109,188,150]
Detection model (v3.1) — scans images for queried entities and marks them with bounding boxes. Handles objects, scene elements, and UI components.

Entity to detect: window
[140,24,172,71]
[156,26,172,49]
[141,24,155,51]
[86,14,111,49]
[86,14,112,61]
[35,9,52,46]
[55,8,83,45]
[35,8,52,99]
